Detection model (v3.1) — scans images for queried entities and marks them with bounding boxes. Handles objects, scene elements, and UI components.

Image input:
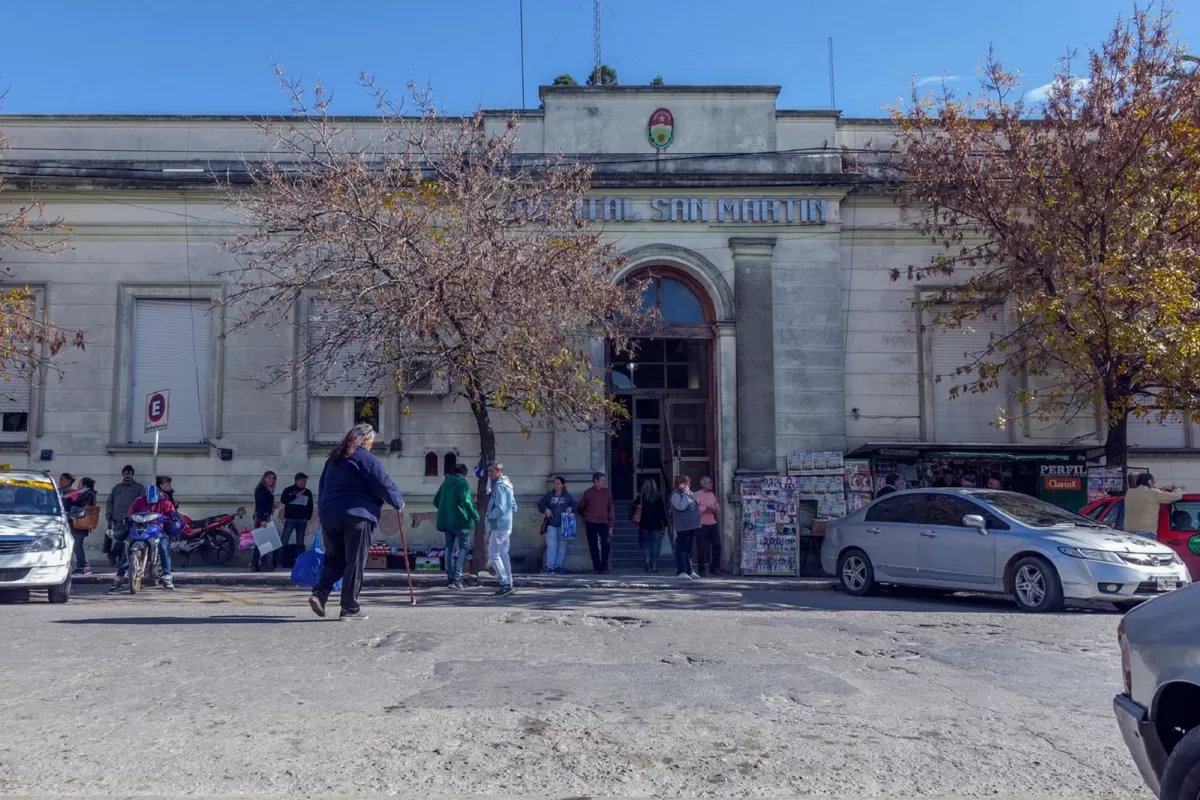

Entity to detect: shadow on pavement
[53,615,311,625]
[355,585,1117,615]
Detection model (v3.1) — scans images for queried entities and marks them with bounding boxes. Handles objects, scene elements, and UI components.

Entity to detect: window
[925,494,1010,530]
[865,493,926,524]
[924,495,980,527]
[1102,500,1124,529]
[972,491,1101,528]
[638,276,706,323]
[307,303,384,443]
[424,452,439,477]
[129,299,212,444]
[310,395,380,443]
[1128,413,1187,450]
[926,310,1009,443]
[1082,503,1106,520]
[444,452,457,475]
[1169,501,1200,532]
[0,370,30,442]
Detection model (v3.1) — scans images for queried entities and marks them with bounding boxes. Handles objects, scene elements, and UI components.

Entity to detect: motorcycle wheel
[129,545,145,595]
[200,530,236,566]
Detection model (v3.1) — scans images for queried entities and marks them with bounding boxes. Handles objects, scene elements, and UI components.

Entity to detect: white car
[1115,581,1200,799]
[821,489,1190,612]
[0,470,75,603]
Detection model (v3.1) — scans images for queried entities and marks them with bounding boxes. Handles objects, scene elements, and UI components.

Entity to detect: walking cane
[397,508,416,605]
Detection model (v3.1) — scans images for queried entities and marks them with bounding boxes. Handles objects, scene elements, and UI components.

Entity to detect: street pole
[152,430,159,482]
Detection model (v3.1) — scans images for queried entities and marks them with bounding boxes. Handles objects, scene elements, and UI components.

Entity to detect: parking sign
[145,390,170,434]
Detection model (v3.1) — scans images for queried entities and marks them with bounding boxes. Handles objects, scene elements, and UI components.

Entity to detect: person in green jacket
[434,463,480,589]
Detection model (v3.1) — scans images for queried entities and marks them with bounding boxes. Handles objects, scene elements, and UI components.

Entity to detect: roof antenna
[519,0,526,109]
[593,0,602,79]
[828,36,837,110]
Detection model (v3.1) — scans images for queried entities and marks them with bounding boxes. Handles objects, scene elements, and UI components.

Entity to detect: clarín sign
[576,196,829,224]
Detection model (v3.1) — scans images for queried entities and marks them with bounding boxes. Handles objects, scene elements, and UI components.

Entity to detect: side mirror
[68,507,87,519]
[962,514,988,534]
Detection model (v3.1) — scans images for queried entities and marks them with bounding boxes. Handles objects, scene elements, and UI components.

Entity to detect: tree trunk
[1104,409,1129,469]
[470,395,496,579]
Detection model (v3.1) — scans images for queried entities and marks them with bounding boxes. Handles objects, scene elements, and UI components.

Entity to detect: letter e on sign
[145,390,170,434]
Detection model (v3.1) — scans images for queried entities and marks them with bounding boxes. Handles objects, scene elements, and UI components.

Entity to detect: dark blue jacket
[318,448,404,525]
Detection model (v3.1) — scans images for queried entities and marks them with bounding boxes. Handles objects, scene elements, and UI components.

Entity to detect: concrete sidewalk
[74,564,834,592]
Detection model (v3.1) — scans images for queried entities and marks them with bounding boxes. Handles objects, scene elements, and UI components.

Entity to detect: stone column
[729,237,778,474]
[715,321,739,571]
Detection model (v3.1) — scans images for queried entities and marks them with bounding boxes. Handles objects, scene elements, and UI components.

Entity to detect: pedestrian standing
[104,466,144,566]
[250,470,278,572]
[537,477,575,574]
[157,475,177,510]
[279,473,315,549]
[485,462,517,597]
[634,478,668,573]
[669,474,702,580]
[66,477,97,576]
[434,463,479,589]
[309,423,404,621]
[694,476,722,576]
[876,474,899,498]
[578,472,614,574]
[57,473,75,494]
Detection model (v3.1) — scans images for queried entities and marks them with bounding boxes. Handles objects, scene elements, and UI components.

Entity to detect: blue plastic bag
[290,526,342,591]
[560,512,577,541]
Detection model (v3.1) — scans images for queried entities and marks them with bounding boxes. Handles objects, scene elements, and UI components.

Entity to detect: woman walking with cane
[309,423,403,621]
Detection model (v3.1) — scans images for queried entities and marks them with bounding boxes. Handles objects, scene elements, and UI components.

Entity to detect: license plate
[1157,577,1179,592]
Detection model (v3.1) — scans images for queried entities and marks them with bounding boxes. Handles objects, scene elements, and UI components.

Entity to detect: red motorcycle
[169,507,245,566]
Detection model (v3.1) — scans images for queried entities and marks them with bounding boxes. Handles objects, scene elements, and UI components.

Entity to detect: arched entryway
[609,268,716,508]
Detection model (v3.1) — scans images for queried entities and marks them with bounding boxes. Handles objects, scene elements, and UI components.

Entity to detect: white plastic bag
[252,522,283,555]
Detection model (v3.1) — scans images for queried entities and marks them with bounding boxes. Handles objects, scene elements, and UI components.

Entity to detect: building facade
[1,84,1194,571]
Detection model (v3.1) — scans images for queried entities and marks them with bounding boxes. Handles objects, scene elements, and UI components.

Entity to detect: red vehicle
[169,507,245,566]
[1081,495,1200,581]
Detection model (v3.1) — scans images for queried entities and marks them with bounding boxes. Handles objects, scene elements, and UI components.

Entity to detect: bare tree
[0,89,82,393]
[223,71,649,559]
[855,5,1200,466]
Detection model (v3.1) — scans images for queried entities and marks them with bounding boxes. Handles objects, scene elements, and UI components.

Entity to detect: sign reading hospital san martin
[576,196,830,225]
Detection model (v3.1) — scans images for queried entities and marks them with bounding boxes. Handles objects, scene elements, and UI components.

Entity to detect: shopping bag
[290,527,341,591]
[560,512,577,540]
[252,522,283,556]
[237,530,256,550]
[71,505,101,531]
[291,528,324,588]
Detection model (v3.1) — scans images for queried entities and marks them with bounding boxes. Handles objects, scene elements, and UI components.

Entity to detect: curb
[74,572,836,592]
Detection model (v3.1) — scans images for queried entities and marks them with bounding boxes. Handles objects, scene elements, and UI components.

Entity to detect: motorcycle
[171,507,244,566]
[126,511,165,594]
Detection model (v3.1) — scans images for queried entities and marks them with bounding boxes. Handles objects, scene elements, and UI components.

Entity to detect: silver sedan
[820,489,1190,612]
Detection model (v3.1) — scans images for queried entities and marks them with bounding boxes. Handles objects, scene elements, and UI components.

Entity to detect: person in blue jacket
[537,477,575,574]
[308,423,404,621]
[485,462,517,597]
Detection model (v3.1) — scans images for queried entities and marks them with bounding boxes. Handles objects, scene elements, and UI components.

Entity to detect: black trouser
[696,524,721,574]
[71,531,89,569]
[585,521,611,571]
[675,528,698,575]
[102,527,123,563]
[312,515,374,614]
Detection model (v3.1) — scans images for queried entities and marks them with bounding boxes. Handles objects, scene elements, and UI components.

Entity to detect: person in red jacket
[577,472,614,574]
[109,485,177,592]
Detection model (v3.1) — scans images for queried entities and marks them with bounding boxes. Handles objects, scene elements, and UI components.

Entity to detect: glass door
[633,397,664,496]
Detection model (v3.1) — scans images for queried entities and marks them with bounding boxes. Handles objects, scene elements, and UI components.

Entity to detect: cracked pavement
[0,584,1146,798]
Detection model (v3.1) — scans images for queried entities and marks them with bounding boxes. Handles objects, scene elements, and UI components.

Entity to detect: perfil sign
[574,196,831,225]
[1040,463,1085,493]
[144,390,170,434]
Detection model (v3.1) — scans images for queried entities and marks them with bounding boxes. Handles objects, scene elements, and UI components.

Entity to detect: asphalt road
[0,583,1145,799]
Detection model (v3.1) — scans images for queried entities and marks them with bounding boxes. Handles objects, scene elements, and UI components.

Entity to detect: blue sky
[2,0,1197,117]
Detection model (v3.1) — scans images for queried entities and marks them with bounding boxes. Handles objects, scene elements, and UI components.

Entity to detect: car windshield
[970,491,1105,529]
[0,476,62,516]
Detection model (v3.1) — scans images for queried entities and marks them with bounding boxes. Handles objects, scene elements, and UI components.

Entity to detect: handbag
[539,517,549,536]
[631,503,642,525]
[560,512,577,540]
[71,505,101,531]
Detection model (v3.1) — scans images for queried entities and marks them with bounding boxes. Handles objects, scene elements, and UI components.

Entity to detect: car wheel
[1162,726,1200,800]
[838,549,877,597]
[1011,556,1064,612]
[47,573,71,604]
